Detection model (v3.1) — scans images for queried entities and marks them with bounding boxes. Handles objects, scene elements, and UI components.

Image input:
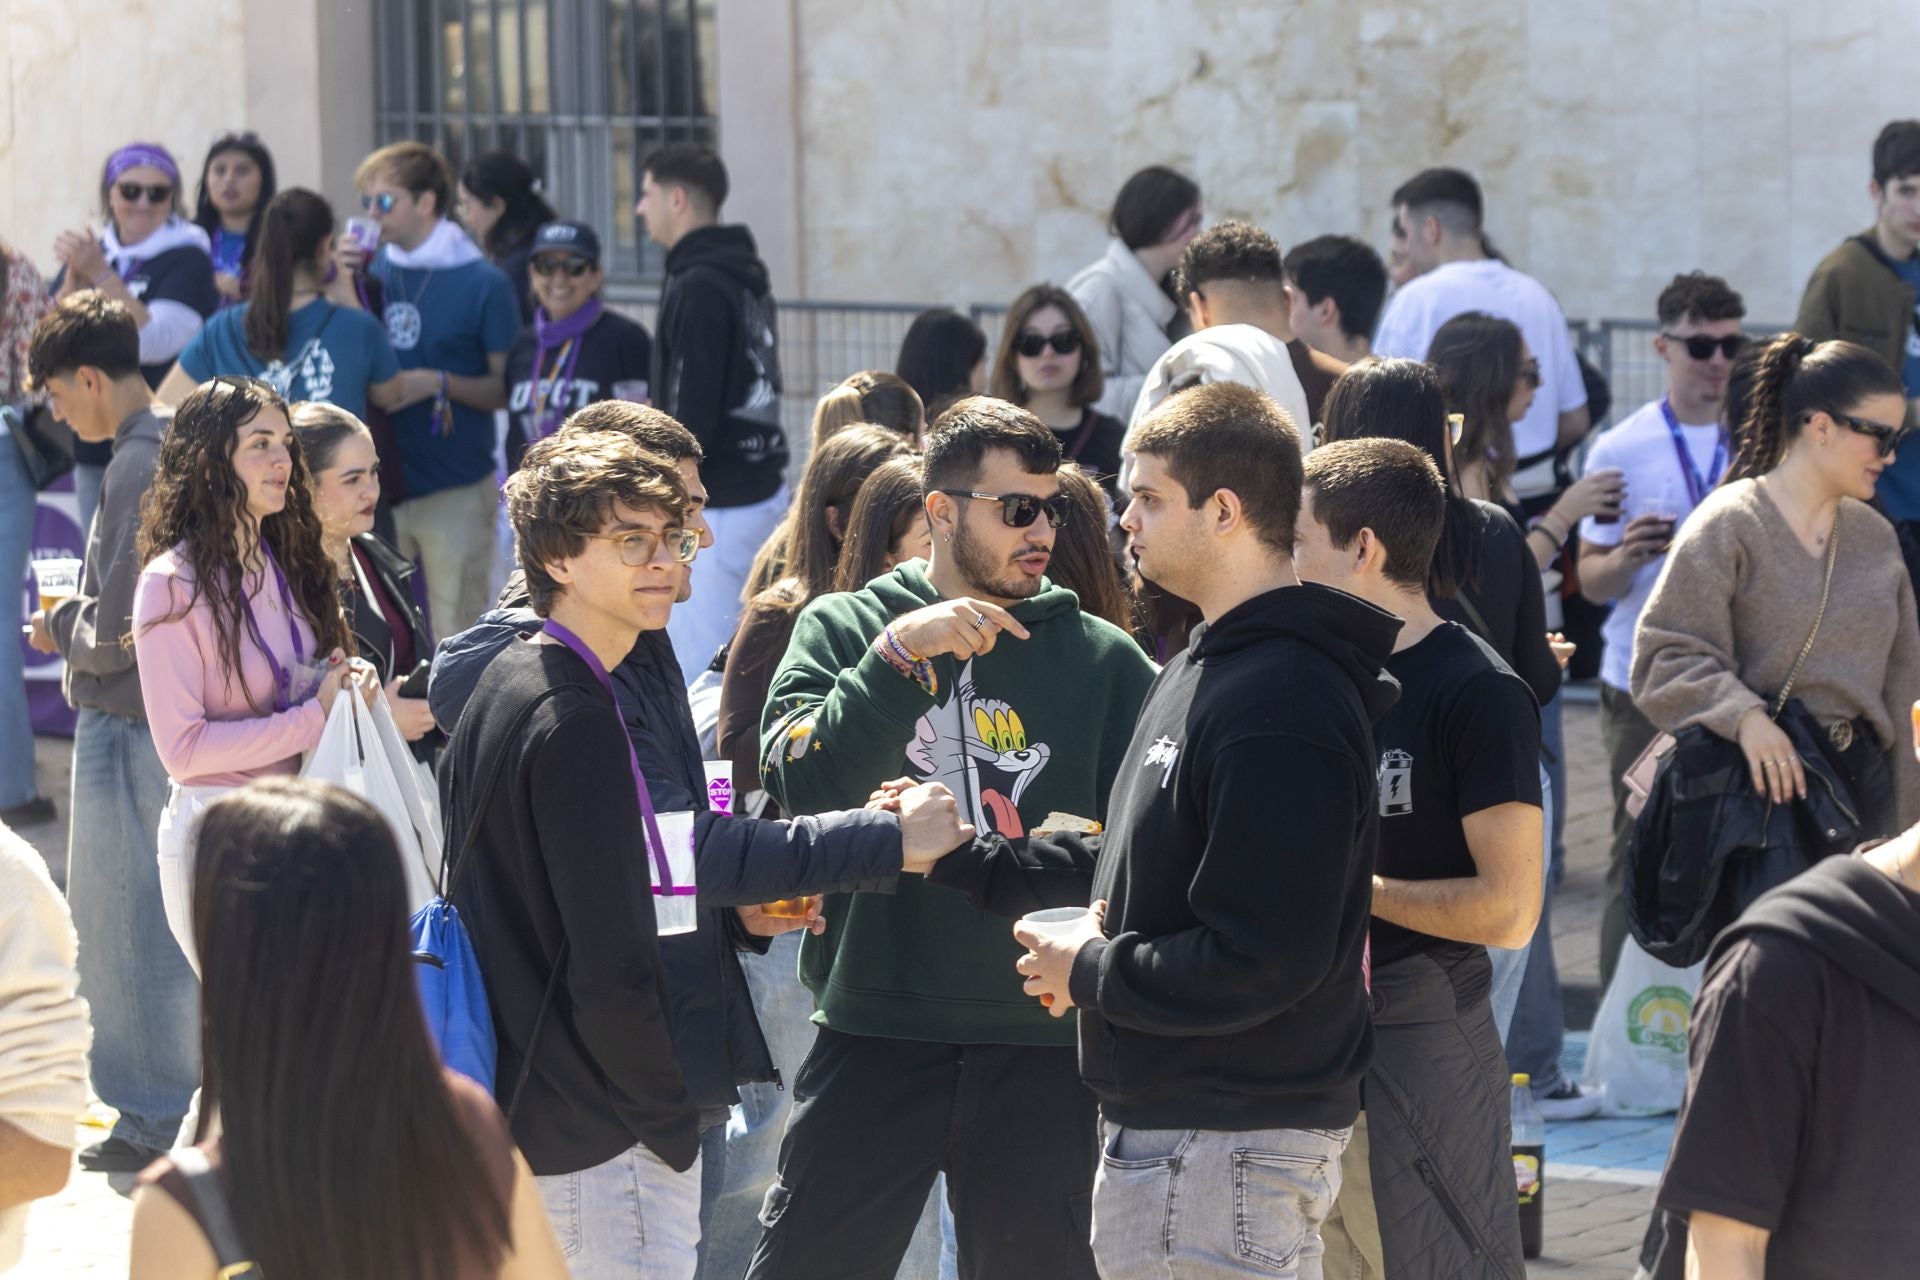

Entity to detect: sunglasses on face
[1013,330,1083,359]
[937,489,1072,529]
[115,183,173,205]
[360,191,400,215]
[531,256,595,278]
[1828,412,1911,459]
[1662,332,1748,361]
[590,527,701,566]
[1519,359,1543,389]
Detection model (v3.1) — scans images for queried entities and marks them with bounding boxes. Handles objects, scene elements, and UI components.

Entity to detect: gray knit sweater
[1631,478,1920,827]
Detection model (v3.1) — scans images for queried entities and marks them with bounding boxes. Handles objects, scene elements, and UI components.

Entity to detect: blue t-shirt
[1877,255,1920,519]
[178,299,399,420]
[369,255,520,497]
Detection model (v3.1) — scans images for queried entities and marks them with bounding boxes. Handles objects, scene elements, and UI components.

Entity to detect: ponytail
[1726,333,1903,482]
[243,189,334,362]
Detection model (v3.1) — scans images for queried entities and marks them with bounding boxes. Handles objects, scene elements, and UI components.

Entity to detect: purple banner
[19,473,82,737]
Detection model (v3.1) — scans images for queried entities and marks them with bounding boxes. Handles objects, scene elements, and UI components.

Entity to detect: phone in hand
[396,659,432,700]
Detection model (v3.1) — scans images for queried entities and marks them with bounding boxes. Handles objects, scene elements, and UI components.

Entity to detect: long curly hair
[136,376,350,711]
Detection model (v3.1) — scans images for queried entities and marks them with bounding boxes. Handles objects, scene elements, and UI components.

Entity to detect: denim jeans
[1487,760,1553,1044]
[1504,695,1568,1092]
[537,1139,704,1280]
[0,438,39,808]
[65,709,198,1148]
[1091,1122,1351,1279]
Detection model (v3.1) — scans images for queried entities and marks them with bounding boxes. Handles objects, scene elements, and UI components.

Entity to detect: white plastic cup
[704,760,734,815]
[31,558,82,612]
[1019,906,1094,939]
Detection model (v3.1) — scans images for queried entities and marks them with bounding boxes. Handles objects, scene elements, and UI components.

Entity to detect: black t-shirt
[1433,498,1560,707]
[1657,901,1920,1276]
[1054,409,1127,500]
[1371,622,1543,969]
[503,308,653,469]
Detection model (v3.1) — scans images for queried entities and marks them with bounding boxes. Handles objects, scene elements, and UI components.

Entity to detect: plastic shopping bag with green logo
[1581,938,1704,1116]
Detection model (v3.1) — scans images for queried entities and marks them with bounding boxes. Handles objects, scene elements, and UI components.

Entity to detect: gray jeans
[1091,1121,1351,1279]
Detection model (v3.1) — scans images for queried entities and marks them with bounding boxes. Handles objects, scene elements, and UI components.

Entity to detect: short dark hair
[556,401,704,462]
[644,142,729,212]
[28,291,141,385]
[1125,381,1302,555]
[922,397,1061,493]
[1283,235,1389,340]
[1176,221,1284,296]
[506,433,688,616]
[1303,438,1446,591]
[1391,167,1484,234]
[1656,272,1746,327]
[1873,120,1920,187]
[1109,165,1200,251]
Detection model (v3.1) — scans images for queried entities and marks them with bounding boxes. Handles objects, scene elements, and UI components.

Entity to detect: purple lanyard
[540,619,687,895]
[531,338,586,440]
[237,543,306,713]
[1658,398,1727,509]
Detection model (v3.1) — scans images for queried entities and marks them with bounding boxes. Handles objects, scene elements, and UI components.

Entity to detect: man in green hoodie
[747,398,1155,1280]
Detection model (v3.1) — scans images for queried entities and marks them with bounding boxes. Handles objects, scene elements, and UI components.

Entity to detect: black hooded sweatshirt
[653,225,789,508]
[1657,852,1920,1277]
[932,584,1401,1131]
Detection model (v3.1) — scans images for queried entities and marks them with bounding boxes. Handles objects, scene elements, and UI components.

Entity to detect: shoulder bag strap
[506,939,569,1125]
[171,1148,262,1277]
[1770,513,1840,718]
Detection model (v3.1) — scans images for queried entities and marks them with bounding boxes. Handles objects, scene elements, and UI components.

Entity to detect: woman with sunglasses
[131,376,365,965]
[717,425,916,818]
[192,132,277,307]
[503,221,651,471]
[162,189,411,423]
[1428,311,1624,571]
[989,284,1126,500]
[1067,165,1203,418]
[54,142,222,532]
[1636,334,1920,840]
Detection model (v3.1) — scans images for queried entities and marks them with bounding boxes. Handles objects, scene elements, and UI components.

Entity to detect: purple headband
[103,143,180,189]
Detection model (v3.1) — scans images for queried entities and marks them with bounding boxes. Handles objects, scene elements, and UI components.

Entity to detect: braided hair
[1726,334,1905,482]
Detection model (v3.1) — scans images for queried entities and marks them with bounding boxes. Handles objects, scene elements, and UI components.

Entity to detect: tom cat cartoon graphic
[904,659,1050,837]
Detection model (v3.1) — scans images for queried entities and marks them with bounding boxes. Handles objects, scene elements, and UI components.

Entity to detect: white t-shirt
[1580,398,1729,692]
[1372,258,1588,461]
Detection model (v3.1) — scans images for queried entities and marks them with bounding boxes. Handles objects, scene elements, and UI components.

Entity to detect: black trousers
[745,1026,1100,1280]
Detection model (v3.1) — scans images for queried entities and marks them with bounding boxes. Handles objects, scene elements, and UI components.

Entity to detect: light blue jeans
[537,1139,704,1280]
[1504,694,1570,1092]
[65,709,198,1149]
[1487,759,1553,1044]
[0,437,39,808]
[1091,1122,1351,1279]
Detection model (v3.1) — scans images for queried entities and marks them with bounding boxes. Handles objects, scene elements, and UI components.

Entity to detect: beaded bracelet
[878,626,938,698]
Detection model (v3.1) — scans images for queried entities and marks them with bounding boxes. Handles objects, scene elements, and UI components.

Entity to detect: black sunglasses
[530,256,595,278]
[937,489,1072,529]
[115,183,173,205]
[1829,412,1911,459]
[360,191,399,215]
[1661,332,1748,361]
[1013,330,1083,359]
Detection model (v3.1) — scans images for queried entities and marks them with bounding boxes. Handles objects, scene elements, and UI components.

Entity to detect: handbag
[1622,511,1839,819]
[3,402,74,490]
[173,1147,263,1277]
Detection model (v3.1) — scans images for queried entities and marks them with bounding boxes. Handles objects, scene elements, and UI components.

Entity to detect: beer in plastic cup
[32,558,82,613]
[762,895,820,920]
[1019,906,1093,938]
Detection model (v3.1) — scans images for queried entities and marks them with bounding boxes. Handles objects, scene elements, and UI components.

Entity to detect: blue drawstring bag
[411,898,497,1089]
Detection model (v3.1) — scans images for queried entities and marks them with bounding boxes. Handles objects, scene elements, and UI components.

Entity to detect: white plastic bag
[1580,938,1704,1116]
[303,691,443,911]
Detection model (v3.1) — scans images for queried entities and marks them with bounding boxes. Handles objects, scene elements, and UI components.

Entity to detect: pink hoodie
[131,545,327,787]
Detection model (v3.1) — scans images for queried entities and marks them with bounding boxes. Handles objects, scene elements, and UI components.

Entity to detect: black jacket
[347,532,441,763]
[653,225,788,507]
[933,584,1401,1130]
[431,585,903,1116]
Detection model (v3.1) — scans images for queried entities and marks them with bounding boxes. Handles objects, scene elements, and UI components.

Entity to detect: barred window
[374,0,717,283]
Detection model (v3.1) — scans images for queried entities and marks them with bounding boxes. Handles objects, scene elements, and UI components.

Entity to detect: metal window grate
[374,0,717,283]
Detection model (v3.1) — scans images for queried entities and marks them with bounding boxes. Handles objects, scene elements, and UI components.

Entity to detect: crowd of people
[0,111,1917,1280]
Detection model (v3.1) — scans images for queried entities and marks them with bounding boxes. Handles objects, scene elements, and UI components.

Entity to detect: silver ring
[971,612,988,630]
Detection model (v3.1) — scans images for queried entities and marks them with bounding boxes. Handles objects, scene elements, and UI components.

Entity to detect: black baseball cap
[530,220,601,265]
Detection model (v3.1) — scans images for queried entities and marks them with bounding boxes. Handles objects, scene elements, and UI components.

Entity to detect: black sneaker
[77,1135,167,1173]
[0,796,55,827]
[1534,1079,1602,1121]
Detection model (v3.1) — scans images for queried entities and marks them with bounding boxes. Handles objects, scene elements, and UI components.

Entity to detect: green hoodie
[761,561,1156,1045]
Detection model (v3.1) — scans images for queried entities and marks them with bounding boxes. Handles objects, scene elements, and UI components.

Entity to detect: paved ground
[8,694,1664,1278]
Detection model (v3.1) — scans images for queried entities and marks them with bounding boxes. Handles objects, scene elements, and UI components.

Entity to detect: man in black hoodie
[1652,713,1920,1279]
[921,381,1402,1278]
[637,142,789,678]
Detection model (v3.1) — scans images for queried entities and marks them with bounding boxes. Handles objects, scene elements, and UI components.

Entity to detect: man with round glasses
[748,398,1155,1280]
[1577,271,1748,999]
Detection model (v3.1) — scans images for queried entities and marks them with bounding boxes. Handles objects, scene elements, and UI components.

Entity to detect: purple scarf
[530,296,604,439]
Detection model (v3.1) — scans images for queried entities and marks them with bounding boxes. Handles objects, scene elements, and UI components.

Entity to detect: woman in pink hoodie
[133,375,362,964]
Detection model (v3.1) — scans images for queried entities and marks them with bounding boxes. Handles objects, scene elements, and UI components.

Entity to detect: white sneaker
[1533,1080,1602,1121]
